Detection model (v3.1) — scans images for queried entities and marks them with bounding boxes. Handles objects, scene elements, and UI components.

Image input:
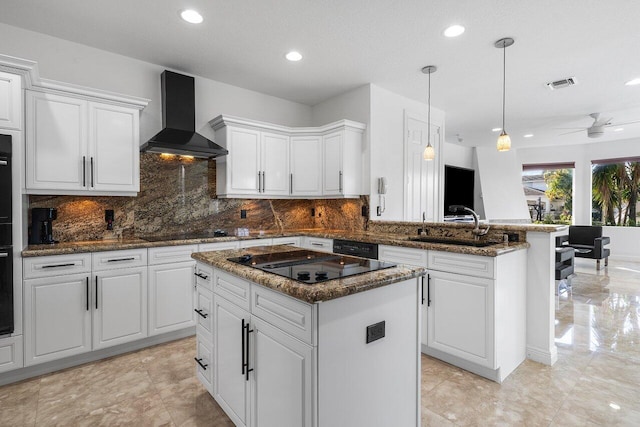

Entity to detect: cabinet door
[89,102,139,192]
[0,71,21,130]
[213,295,251,427]
[93,267,147,350]
[290,136,322,196]
[261,132,290,196]
[25,91,88,191]
[426,270,495,368]
[228,127,261,195]
[148,261,196,336]
[322,131,343,195]
[251,317,313,427]
[24,273,91,366]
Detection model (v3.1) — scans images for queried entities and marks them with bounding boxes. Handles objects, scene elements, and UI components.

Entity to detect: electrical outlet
[376,206,382,216]
[240,209,247,219]
[361,205,368,217]
[311,208,315,217]
[508,233,519,242]
[366,321,385,344]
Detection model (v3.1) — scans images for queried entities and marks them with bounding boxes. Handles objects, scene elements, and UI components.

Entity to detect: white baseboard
[0,328,195,386]
[526,345,558,366]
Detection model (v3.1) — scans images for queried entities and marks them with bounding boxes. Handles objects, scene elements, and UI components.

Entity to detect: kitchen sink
[407,236,497,247]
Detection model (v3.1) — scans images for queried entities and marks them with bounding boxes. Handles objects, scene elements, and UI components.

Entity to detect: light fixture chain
[428,70,431,147]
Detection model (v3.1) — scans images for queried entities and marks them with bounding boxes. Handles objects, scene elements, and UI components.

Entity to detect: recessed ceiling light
[443,25,465,38]
[285,51,303,62]
[625,77,640,86]
[614,127,624,132]
[492,127,502,132]
[523,134,534,138]
[180,9,203,24]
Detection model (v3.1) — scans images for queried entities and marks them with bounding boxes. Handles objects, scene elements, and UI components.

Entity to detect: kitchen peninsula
[192,245,425,427]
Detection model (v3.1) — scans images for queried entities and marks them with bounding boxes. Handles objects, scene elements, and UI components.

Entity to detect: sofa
[557,225,610,269]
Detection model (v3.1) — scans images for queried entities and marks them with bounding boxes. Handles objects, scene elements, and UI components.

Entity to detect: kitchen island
[192,245,426,427]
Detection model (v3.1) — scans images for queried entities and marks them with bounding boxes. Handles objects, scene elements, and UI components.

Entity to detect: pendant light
[421,65,437,160]
[495,37,514,152]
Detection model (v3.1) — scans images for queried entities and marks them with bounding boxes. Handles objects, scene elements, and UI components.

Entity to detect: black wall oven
[0,134,13,335]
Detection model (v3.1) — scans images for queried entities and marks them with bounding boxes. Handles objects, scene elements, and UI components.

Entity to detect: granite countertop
[191,245,427,304]
[21,228,529,257]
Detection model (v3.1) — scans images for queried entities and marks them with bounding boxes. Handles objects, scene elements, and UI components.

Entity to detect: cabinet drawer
[271,236,301,247]
[428,251,495,279]
[23,253,91,279]
[213,270,251,311]
[379,245,428,266]
[198,241,239,252]
[239,238,272,248]
[0,335,24,374]
[251,284,314,345]
[195,286,214,336]
[148,245,198,265]
[195,263,214,291]
[195,334,213,393]
[303,237,333,252]
[92,249,147,271]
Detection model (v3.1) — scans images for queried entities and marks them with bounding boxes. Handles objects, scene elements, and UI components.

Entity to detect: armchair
[557,225,610,269]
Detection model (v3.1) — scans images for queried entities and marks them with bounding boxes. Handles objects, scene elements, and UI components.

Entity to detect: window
[591,157,640,226]
[522,163,574,224]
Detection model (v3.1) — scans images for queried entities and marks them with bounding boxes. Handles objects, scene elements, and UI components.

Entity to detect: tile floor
[1,258,639,426]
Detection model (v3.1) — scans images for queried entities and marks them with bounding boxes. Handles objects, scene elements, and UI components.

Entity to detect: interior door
[404,113,439,222]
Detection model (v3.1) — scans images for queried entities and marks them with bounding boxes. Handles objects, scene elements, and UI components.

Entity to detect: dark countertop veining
[21,228,529,257]
[191,245,426,304]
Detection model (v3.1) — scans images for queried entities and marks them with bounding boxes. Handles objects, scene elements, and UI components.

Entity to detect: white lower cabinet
[93,267,147,350]
[148,260,196,336]
[301,236,332,252]
[195,334,213,393]
[252,317,313,427]
[24,272,92,365]
[213,295,251,426]
[0,335,23,373]
[206,269,315,427]
[426,270,494,368]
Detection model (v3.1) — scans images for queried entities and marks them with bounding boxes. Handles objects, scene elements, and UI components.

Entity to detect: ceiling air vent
[546,77,577,90]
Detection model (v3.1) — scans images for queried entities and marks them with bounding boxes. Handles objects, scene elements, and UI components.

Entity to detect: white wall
[369,84,445,220]
[443,142,473,169]
[311,85,371,195]
[517,138,640,260]
[475,147,530,221]
[0,23,313,144]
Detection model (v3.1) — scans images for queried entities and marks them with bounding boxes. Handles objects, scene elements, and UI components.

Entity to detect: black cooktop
[228,249,397,285]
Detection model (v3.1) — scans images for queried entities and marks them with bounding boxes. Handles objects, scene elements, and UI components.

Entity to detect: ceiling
[2,0,640,149]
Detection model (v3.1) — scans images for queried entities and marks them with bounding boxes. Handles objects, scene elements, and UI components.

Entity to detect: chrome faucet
[448,205,490,239]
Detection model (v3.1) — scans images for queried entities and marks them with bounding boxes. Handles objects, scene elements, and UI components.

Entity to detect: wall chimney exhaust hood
[141,70,228,159]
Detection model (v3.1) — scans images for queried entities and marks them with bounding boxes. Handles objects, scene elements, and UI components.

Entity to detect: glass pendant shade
[423,143,435,160]
[496,130,511,151]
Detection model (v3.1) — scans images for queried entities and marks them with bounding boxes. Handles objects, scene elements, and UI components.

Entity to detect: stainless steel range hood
[141,70,228,159]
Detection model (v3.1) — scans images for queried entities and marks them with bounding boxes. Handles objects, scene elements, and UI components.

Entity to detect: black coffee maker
[29,208,59,244]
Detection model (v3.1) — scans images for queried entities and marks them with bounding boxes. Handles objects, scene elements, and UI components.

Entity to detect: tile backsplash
[29,153,368,242]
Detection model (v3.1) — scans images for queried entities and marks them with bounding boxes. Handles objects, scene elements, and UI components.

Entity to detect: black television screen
[444,165,475,216]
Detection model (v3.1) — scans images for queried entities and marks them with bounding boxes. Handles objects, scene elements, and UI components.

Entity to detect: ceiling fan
[558,113,640,138]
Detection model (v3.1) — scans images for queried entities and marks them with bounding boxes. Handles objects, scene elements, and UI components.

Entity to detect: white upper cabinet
[215,125,290,197]
[290,135,322,196]
[0,71,21,130]
[26,91,87,191]
[211,115,365,199]
[25,88,146,196]
[89,102,140,192]
[261,132,290,196]
[322,128,362,197]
